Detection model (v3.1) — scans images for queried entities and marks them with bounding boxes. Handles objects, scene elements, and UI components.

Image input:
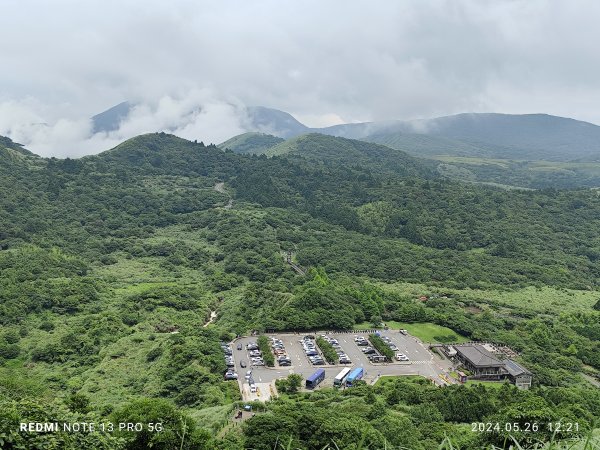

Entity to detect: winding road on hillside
[214,182,233,209]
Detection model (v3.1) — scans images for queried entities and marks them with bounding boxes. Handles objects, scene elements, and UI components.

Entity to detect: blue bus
[345,367,364,387]
[306,368,326,389]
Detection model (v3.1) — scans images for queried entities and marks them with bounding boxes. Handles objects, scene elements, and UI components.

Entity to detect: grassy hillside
[218,132,284,154]
[420,113,600,161]
[264,133,435,178]
[322,113,600,162]
[364,131,506,159]
[434,156,600,189]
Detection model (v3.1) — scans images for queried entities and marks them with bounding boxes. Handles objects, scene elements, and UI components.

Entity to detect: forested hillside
[0,132,599,449]
[219,132,284,154]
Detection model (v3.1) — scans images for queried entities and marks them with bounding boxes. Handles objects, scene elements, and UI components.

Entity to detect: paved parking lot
[229,330,454,399]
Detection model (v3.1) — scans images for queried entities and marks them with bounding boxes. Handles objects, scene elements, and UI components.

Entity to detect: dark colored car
[237,343,243,350]
[240,360,247,368]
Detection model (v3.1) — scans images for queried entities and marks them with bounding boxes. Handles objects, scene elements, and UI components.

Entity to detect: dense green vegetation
[0,132,599,449]
[368,334,394,361]
[434,156,600,189]
[257,335,275,367]
[239,377,600,449]
[316,337,338,364]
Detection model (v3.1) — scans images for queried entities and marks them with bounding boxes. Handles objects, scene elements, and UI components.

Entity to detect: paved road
[230,331,455,397]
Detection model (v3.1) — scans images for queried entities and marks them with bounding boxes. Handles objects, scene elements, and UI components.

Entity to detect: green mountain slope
[321,113,600,161]
[264,133,435,178]
[90,132,238,179]
[218,132,284,154]
[1,131,599,449]
[420,113,600,161]
[0,136,44,176]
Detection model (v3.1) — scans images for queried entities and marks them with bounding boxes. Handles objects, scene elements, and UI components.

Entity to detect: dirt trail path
[214,182,233,209]
[203,310,217,327]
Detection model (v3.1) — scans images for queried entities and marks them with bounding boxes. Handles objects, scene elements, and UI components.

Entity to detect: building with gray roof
[444,343,532,389]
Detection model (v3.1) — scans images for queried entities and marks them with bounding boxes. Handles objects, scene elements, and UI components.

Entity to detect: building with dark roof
[444,343,532,389]
[452,344,505,377]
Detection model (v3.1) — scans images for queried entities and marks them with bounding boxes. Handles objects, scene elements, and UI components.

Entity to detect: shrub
[316,337,338,364]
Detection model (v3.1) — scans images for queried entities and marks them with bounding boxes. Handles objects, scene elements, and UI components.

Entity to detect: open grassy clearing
[354,321,469,343]
[379,282,598,314]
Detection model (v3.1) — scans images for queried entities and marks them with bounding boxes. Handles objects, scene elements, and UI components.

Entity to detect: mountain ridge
[91,101,600,162]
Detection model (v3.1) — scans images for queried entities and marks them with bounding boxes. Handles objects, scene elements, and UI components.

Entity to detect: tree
[66,393,90,413]
[370,314,383,328]
[287,374,303,393]
[111,398,213,450]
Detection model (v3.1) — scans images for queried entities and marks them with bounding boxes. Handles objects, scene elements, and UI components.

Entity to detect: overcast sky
[2,0,600,156]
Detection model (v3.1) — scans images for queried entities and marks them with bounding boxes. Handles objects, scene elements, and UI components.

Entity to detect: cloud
[2,0,600,156]
[0,90,247,157]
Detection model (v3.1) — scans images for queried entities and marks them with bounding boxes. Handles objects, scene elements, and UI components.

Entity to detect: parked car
[396,353,409,361]
[240,360,247,368]
[250,384,257,393]
[399,329,408,335]
[237,343,243,350]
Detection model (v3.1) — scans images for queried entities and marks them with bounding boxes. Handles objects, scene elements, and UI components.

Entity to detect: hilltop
[218,132,284,154]
[263,133,434,178]
[90,102,600,162]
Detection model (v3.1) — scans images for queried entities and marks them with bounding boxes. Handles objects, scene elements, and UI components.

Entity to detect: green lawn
[355,321,469,344]
[464,380,508,389]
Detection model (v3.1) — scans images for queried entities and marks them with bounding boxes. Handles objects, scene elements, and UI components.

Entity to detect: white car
[396,353,409,361]
[250,384,257,393]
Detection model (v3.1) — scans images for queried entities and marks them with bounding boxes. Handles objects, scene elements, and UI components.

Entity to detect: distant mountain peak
[91,101,133,134]
[243,106,309,138]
